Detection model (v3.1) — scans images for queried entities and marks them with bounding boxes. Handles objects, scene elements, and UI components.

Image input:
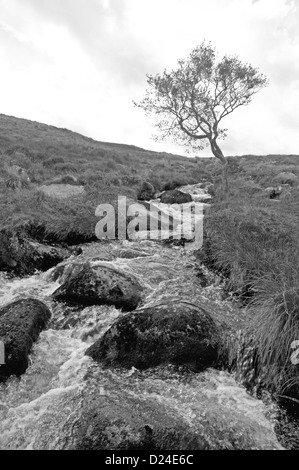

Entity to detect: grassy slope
[0,114,206,241]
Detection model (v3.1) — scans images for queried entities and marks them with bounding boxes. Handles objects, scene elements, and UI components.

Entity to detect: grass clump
[248,255,299,401]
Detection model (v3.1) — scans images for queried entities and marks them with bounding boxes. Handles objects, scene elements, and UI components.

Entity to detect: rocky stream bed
[0,184,297,450]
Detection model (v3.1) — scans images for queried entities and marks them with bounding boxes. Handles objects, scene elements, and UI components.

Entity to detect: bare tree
[135,42,268,189]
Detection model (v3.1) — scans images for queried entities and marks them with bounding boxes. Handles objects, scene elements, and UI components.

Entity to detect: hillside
[0,113,189,166]
[0,113,148,153]
[0,113,204,241]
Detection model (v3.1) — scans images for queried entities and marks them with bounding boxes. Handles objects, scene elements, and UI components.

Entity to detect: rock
[52,262,143,311]
[273,172,298,186]
[86,301,220,370]
[0,231,71,276]
[160,190,193,204]
[70,389,207,450]
[137,181,156,201]
[38,184,85,199]
[265,186,282,199]
[65,367,282,450]
[0,299,51,381]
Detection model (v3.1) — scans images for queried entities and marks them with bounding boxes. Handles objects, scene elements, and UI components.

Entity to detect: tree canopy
[135,42,269,166]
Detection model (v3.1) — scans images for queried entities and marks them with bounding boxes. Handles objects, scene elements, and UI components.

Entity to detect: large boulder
[0,299,51,381]
[160,190,192,204]
[0,231,71,276]
[66,371,282,450]
[52,262,143,311]
[86,302,220,370]
[137,181,156,201]
[70,389,207,450]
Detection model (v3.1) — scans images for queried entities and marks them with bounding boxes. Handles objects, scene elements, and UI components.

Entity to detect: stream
[0,184,287,450]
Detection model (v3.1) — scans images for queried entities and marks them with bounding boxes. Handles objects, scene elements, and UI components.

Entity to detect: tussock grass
[249,261,299,397]
[202,202,296,299]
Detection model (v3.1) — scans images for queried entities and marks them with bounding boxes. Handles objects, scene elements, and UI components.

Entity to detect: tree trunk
[210,139,229,192]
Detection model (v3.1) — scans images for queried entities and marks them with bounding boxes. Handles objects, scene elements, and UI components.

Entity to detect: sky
[0,0,298,157]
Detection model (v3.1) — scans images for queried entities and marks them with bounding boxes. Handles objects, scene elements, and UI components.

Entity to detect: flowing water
[0,185,285,450]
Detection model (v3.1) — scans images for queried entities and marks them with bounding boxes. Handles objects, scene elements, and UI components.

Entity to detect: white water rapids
[0,184,284,450]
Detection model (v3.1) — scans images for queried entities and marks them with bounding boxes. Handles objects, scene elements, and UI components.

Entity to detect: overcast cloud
[0,0,298,156]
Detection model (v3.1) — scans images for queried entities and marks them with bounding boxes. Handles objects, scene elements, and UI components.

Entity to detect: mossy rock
[52,262,143,311]
[160,190,192,204]
[86,301,220,370]
[137,181,156,201]
[0,230,70,276]
[0,298,51,381]
[71,391,207,450]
